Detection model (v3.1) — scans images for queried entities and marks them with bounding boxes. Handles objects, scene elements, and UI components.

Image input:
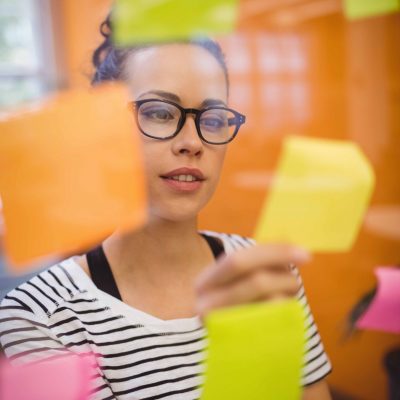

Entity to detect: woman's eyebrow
[137,90,181,102]
[201,98,227,108]
[136,91,227,108]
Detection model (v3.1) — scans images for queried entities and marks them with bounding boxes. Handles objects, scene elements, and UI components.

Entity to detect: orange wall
[58,2,400,399]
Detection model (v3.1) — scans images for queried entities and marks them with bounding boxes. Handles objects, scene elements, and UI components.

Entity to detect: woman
[0,14,332,400]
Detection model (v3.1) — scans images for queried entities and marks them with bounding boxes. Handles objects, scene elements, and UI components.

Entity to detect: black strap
[200,233,225,259]
[86,233,225,301]
[86,246,123,300]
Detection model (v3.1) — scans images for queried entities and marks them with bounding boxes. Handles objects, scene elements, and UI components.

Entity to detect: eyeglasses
[130,99,246,145]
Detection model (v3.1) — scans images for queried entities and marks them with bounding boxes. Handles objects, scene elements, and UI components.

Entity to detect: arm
[303,380,332,400]
[196,243,332,396]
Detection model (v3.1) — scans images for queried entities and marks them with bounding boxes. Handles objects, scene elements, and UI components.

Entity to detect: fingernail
[292,248,311,262]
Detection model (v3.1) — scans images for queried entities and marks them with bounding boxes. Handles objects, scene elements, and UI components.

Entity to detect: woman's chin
[148,202,205,224]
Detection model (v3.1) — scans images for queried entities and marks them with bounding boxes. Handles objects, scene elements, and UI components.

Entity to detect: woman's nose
[171,116,203,157]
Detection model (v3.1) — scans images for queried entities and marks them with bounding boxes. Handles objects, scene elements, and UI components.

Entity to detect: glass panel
[0,0,39,70]
[0,0,44,109]
[0,77,42,108]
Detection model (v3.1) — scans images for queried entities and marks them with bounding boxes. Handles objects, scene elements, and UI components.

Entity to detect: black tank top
[86,233,225,301]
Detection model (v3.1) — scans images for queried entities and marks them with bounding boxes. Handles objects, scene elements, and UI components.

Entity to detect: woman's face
[125,44,229,222]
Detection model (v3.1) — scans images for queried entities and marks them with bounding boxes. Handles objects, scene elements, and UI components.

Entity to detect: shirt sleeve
[290,265,332,386]
[0,295,71,364]
[0,288,116,400]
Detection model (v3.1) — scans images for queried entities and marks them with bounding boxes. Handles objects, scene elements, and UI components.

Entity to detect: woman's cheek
[141,144,162,185]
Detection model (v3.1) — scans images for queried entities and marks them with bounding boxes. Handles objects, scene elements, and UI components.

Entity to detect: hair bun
[99,13,112,40]
[92,13,114,80]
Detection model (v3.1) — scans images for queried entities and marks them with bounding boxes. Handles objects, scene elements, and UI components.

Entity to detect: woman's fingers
[196,268,300,316]
[195,244,310,294]
[194,244,310,317]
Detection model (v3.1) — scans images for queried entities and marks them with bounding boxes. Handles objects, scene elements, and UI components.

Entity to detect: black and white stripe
[0,231,331,399]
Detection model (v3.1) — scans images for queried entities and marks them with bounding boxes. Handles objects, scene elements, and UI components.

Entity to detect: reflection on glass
[0,0,46,108]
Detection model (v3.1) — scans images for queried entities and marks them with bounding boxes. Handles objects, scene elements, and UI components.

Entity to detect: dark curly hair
[91,13,230,93]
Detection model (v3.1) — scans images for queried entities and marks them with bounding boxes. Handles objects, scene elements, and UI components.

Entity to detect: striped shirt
[0,231,331,399]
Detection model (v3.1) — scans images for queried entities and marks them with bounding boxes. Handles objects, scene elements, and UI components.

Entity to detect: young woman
[0,15,332,400]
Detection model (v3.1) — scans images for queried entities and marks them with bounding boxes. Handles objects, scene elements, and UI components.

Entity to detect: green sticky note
[201,300,305,400]
[344,0,400,20]
[113,0,239,45]
[254,136,375,252]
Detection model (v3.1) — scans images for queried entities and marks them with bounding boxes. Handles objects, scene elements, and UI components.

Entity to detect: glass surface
[0,77,42,108]
[0,0,38,69]
[0,0,44,108]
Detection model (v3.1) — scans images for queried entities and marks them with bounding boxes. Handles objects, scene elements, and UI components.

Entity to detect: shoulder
[0,258,88,320]
[200,230,256,253]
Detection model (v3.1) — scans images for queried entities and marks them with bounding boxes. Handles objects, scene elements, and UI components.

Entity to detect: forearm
[303,380,332,400]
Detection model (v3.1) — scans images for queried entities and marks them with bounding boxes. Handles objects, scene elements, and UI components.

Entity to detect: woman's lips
[161,177,203,192]
[160,167,205,193]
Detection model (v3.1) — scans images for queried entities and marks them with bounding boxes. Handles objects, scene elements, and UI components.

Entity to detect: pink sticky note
[0,354,92,400]
[357,267,400,334]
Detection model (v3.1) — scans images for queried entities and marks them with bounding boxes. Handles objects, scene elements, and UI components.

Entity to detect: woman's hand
[195,244,311,317]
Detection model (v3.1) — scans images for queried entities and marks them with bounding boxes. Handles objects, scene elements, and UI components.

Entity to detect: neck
[103,215,210,280]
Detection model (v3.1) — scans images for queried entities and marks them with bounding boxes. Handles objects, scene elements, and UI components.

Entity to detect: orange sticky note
[0,84,147,268]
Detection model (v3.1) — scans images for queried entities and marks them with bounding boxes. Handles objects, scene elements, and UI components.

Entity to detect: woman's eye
[141,108,174,121]
[201,117,226,130]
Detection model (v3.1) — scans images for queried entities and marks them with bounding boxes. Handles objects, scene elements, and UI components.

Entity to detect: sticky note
[113,0,239,45]
[356,267,400,334]
[0,84,147,268]
[344,0,400,20]
[254,136,375,252]
[0,354,92,400]
[201,300,305,400]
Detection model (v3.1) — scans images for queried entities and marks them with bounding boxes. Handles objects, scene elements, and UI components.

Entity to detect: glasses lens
[137,101,181,138]
[199,108,237,144]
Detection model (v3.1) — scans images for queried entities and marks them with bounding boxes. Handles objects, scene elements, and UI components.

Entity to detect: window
[0,0,60,109]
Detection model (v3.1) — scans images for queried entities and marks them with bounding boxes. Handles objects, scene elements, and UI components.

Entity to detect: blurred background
[0,1,399,399]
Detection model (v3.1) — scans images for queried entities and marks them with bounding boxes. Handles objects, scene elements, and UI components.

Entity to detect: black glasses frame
[130,98,246,145]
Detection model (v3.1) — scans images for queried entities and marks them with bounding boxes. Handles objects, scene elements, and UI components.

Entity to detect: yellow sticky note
[201,300,305,400]
[113,0,239,45]
[344,0,400,20]
[254,136,375,252]
[0,84,147,268]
